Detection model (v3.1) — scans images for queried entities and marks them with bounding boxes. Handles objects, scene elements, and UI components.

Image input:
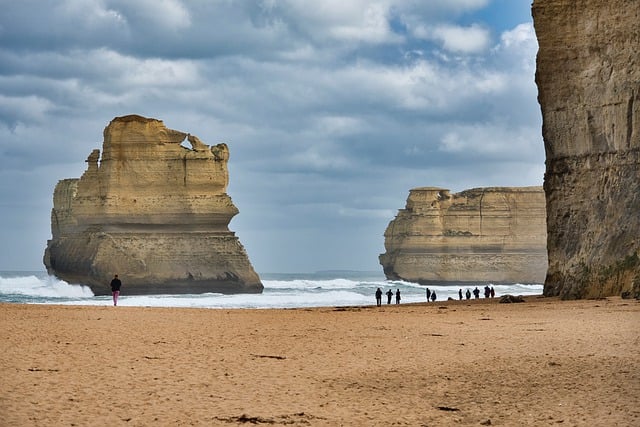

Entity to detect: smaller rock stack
[379,187,548,285]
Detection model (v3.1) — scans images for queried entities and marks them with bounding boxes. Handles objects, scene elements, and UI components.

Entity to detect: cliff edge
[44,115,263,295]
[379,187,547,285]
[533,0,640,298]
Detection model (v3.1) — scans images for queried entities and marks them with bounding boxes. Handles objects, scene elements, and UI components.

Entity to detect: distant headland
[379,186,547,285]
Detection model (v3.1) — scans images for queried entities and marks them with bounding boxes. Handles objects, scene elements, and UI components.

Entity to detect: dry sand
[1,296,639,426]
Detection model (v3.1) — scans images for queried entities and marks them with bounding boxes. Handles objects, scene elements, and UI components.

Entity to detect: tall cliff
[533,0,640,299]
[44,115,263,295]
[379,187,547,285]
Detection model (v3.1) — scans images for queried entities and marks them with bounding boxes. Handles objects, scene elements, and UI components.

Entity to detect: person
[490,286,495,298]
[484,285,491,298]
[458,289,463,300]
[375,288,382,307]
[473,287,480,299]
[395,289,401,304]
[386,289,393,304]
[110,274,122,306]
[466,289,471,300]
[430,290,437,302]
[426,287,431,302]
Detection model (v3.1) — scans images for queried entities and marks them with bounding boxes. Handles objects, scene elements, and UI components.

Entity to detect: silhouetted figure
[375,288,382,307]
[386,289,393,304]
[430,291,437,302]
[473,287,480,299]
[465,289,471,300]
[458,289,463,300]
[395,289,401,304]
[426,287,431,302]
[490,286,495,298]
[110,274,122,306]
[484,285,491,298]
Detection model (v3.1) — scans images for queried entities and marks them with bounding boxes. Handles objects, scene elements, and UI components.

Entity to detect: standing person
[430,290,437,302]
[395,289,401,304]
[466,289,471,300]
[110,274,122,306]
[426,288,431,302]
[490,286,495,298]
[386,289,393,305]
[375,288,383,307]
[458,289,463,300]
[473,287,480,299]
[484,285,491,298]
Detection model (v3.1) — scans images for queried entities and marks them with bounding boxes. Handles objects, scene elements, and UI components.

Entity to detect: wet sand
[1,296,639,426]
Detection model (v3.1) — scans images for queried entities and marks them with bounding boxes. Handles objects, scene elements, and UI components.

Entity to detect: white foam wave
[55,289,370,309]
[0,274,94,298]
[263,278,383,290]
[0,272,543,308]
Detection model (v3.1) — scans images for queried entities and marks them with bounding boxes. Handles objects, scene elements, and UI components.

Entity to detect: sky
[0,0,543,274]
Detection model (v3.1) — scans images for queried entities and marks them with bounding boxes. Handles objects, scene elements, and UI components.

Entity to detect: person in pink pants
[110,274,122,306]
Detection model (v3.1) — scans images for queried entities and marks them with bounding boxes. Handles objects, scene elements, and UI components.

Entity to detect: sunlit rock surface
[533,0,640,299]
[44,115,263,295]
[379,187,548,285]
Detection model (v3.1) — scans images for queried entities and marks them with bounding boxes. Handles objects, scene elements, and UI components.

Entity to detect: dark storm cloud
[0,0,543,272]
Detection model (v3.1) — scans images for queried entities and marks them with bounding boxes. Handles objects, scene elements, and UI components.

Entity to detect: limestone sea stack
[533,0,640,298]
[44,115,263,295]
[379,187,548,285]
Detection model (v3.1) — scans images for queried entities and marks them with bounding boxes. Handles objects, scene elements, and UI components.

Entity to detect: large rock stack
[44,115,263,295]
[379,187,548,285]
[533,0,640,298]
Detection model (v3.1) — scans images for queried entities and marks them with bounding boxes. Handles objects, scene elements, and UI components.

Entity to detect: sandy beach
[1,297,639,426]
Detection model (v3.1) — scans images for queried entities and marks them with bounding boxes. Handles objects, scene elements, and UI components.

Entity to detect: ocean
[0,270,543,309]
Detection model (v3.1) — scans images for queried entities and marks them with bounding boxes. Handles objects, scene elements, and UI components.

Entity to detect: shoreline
[1,296,638,425]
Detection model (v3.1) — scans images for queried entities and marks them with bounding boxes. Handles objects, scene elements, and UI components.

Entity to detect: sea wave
[0,272,543,308]
[0,273,93,299]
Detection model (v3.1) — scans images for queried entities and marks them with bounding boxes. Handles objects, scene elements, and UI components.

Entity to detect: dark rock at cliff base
[499,295,526,304]
[44,115,263,295]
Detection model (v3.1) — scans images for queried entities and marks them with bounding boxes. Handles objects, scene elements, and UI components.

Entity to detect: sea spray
[0,272,94,302]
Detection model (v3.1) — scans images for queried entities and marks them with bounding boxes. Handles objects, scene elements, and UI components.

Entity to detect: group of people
[375,288,401,306]
[458,285,496,300]
[376,284,497,305]
[427,285,496,302]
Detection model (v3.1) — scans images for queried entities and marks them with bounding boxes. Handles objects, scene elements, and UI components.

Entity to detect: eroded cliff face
[533,0,640,298]
[44,115,263,295]
[379,187,547,285]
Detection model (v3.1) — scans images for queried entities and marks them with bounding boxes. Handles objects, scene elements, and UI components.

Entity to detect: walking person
[110,274,122,306]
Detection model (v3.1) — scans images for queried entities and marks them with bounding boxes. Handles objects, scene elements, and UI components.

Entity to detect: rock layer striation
[533,0,640,298]
[379,187,547,285]
[44,115,263,295]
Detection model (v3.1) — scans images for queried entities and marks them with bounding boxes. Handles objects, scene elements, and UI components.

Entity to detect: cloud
[106,0,192,31]
[0,1,543,272]
[414,23,491,53]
